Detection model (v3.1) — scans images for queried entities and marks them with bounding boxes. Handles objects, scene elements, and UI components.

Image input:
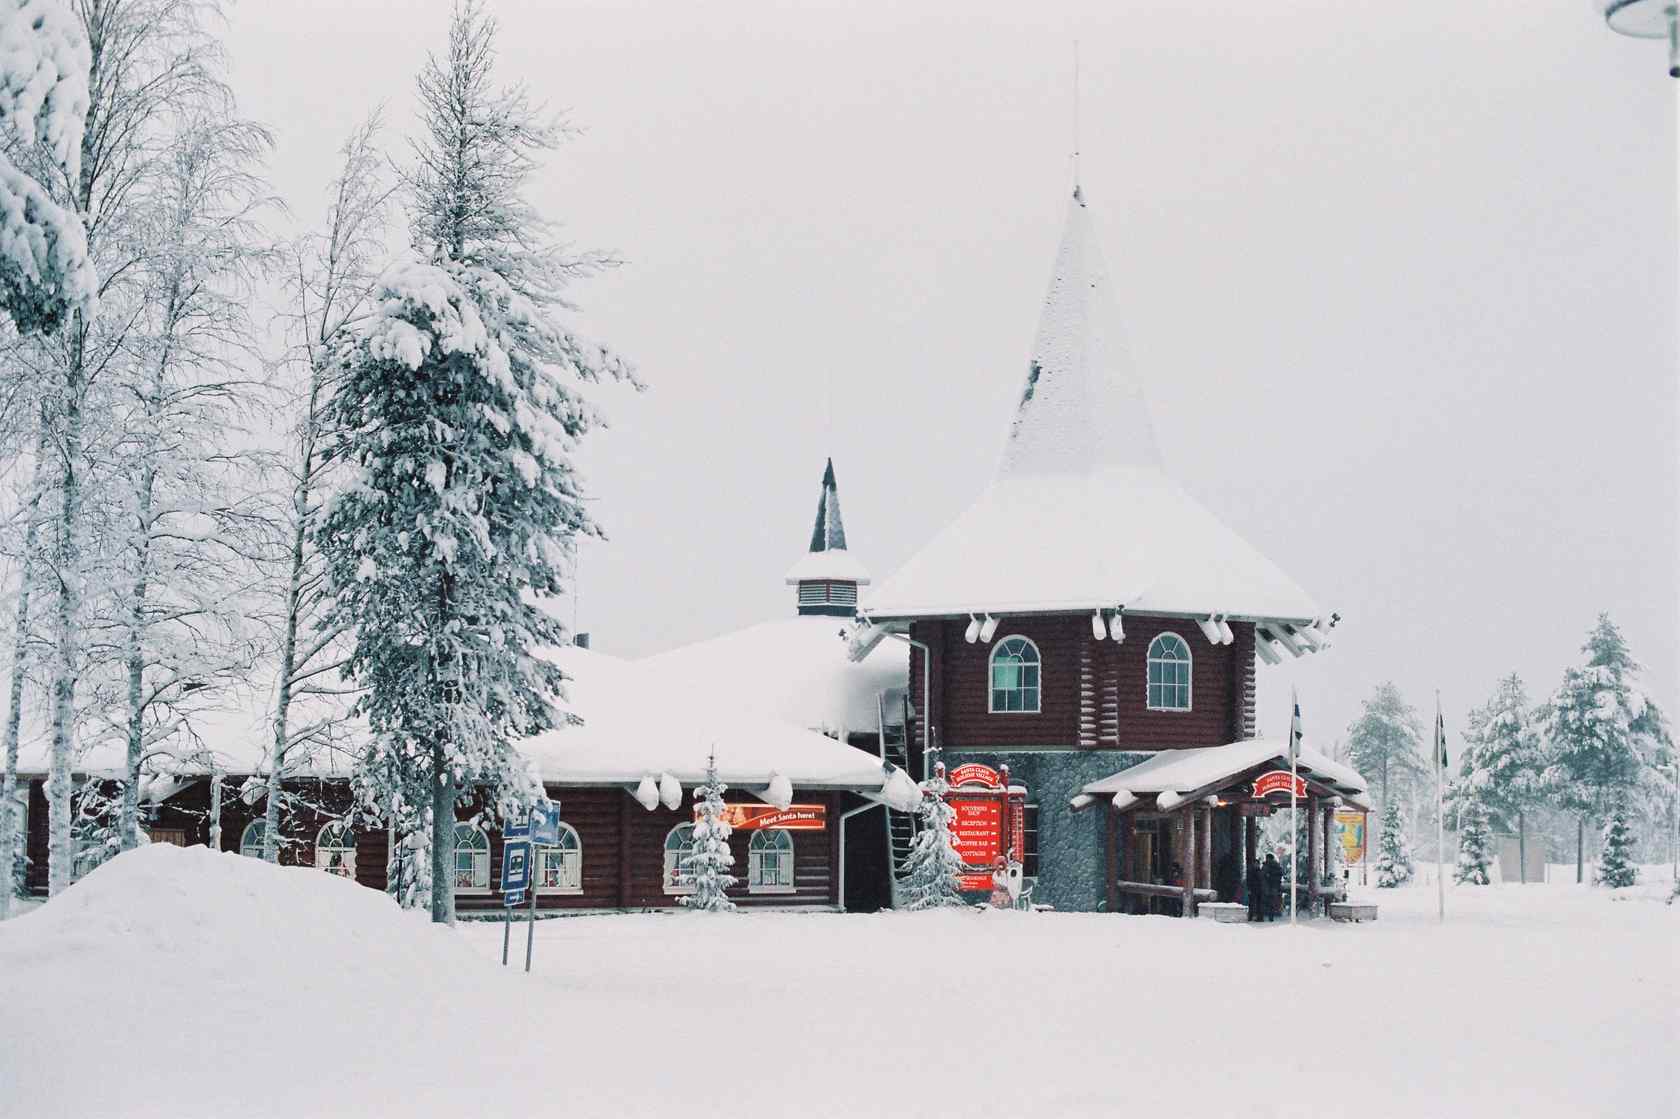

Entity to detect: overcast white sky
[227,0,1674,744]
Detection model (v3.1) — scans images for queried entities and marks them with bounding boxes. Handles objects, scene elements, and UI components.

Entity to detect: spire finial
[1072,40,1081,195]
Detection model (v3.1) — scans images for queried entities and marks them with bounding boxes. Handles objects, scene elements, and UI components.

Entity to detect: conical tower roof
[808,458,848,552]
[785,457,870,588]
[1000,187,1162,479]
[864,188,1323,629]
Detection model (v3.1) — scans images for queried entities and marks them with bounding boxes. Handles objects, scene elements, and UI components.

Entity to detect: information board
[950,796,1004,891]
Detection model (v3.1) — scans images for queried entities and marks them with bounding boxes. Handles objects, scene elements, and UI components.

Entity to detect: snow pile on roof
[1076,738,1370,809]
[863,189,1322,625]
[641,615,908,734]
[535,644,900,796]
[784,548,872,585]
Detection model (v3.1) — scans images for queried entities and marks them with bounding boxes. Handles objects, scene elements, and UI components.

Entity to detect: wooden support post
[1306,796,1320,914]
[1119,814,1133,914]
[1198,806,1213,891]
[1105,805,1118,914]
[1243,813,1257,904]
[1182,809,1198,919]
[1322,803,1335,896]
[617,790,632,908]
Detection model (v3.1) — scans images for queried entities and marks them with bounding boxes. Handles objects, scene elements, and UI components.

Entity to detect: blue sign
[531,801,563,847]
[500,838,531,896]
[503,889,526,908]
[503,820,530,841]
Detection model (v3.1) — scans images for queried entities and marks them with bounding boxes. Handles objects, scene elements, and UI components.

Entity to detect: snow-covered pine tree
[318,2,634,923]
[1542,614,1667,883]
[898,761,966,910]
[680,754,736,912]
[1447,673,1544,882]
[1453,798,1493,886]
[1374,800,1414,888]
[1347,682,1426,823]
[1594,797,1637,888]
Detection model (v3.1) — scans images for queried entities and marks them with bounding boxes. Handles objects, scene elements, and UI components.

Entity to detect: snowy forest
[1317,613,1676,887]
[0,0,633,922]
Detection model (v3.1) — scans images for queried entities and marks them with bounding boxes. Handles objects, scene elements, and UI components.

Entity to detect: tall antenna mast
[1072,40,1081,191]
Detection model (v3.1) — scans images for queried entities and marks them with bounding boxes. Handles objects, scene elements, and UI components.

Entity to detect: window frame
[537,822,583,895]
[1145,631,1193,712]
[238,819,266,859]
[746,828,796,895]
[454,823,491,894]
[315,821,356,879]
[662,823,696,896]
[987,635,1043,714]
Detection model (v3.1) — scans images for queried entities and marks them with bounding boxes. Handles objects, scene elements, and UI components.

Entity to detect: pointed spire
[998,187,1161,479]
[808,457,848,552]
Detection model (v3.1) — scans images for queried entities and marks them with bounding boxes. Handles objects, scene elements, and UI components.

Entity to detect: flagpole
[1290,687,1299,927]
[1436,691,1445,924]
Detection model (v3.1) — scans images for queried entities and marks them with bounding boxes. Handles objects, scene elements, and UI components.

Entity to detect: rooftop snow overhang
[1068,738,1373,813]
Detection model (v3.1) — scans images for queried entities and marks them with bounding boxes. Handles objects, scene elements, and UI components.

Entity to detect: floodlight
[964,614,981,643]
[1599,1,1680,74]
[1090,610,1105,640]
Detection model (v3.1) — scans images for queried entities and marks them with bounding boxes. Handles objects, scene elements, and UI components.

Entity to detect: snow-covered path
[2,847,1673,1118]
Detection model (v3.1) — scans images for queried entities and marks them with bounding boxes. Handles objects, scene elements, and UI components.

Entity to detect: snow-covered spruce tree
[1347,682,1426,825]
[1447,673,1544,881]
[318,1,633,924]
[680,754,736,912]
[1542,614,1667,883]
[899,761,966,910]
[1453,798,1493,886]
[1374,800,1414,888]
[1594,798,1637,888]
[261,114,394,864]
[0,0,95,334]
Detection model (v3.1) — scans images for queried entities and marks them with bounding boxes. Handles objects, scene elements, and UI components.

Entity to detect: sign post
[499,831,531,968]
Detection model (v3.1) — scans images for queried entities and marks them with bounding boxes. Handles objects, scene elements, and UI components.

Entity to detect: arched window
[315,822,356,878]
[538,822,582,893]
[663,823,695,895]
[453,823,490,891]
[238,820,266,859]
[1147,633,1193,711]
[748,829,794,894]
[989,636,1041,713]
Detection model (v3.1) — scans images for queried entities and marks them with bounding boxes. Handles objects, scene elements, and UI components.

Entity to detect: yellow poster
[1334,810,1367,864]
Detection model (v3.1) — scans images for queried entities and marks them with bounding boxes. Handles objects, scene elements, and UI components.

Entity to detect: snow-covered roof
[533,646,906,799]
[641,615,908,736]
[862,188,1323,627]
[784,549,872,585]
[1075,738,1371,810]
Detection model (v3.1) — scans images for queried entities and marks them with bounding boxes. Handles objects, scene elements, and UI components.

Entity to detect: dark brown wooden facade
[906,614,1256,754]
[23,777,852,912]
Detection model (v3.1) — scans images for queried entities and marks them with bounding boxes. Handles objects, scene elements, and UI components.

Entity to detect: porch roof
[1071,738,1372,811]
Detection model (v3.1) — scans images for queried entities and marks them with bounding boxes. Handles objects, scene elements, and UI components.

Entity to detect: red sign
[1253,771,1308,799]
[950,796,1004,891]
[947,763,1003,789]
[712,804,828,831]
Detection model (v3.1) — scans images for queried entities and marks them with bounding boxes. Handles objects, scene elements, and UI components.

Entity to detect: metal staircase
[878,688,919,885]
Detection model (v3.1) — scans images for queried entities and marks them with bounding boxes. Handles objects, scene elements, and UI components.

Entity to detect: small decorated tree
[682,753,737,912]
[1454,799,1494,886]
[899,761,966,910]
[1374,800,1414,888]
[1594,798,1637,888]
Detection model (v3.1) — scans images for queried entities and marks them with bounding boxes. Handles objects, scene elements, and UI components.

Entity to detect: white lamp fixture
[1599,0,1680,75]
[979,614,999,642]
[1090,610,1105,640]
[1108,607,1125,642]
[1197,615,1223,645]
[1217,615,1235,645]
[964,614,981,643]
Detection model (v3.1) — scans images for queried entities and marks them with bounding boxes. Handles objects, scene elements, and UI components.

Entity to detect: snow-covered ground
[2,847,1674,1118]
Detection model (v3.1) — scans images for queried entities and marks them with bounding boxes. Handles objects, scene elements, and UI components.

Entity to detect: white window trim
[315,821,356,878]
[663,823,696,896]
[747,829,796,895]
[455,824,491,894]
[987,634,1043,714]
[1145,631,1194,712]
[537,823,584,895]
[238,820,266,859]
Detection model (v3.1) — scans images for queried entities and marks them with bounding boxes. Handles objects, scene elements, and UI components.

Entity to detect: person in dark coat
[1215,850,1239,903]
[1246,858,1263,922]
[1262,852,1285,921]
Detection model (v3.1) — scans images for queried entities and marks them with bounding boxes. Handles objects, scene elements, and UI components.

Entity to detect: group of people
[1246,852,1288,922]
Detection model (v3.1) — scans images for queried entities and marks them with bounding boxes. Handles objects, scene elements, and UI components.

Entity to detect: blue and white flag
[1434,707,1449,770]
[1289,688,1303,764]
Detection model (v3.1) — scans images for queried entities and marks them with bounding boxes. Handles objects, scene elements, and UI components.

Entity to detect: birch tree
[317,0,634,923]
[260,114,393,863]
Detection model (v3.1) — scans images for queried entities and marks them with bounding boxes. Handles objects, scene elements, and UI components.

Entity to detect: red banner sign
[713,804,828,831]
[947,763,1003,789]
[1253,771,1308,799]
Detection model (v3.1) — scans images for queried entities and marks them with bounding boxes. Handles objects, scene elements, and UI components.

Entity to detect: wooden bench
[1197,902,1249,924]
[1328,901,1378,923]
